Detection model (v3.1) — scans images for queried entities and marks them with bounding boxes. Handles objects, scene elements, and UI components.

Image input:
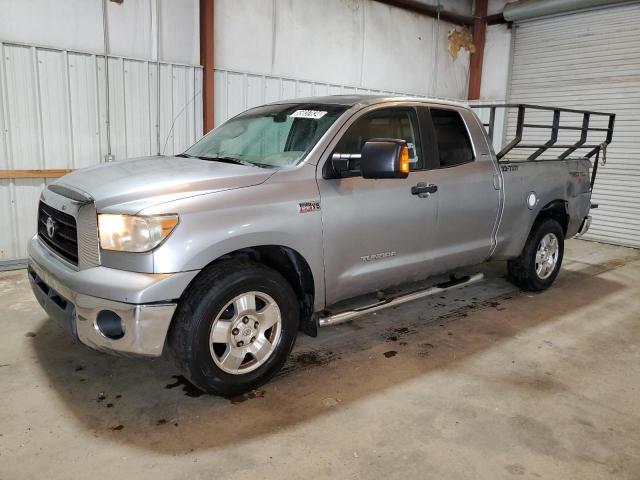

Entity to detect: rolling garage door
[507,3,640,248]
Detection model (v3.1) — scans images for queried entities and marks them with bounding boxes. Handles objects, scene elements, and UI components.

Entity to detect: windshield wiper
[178,153,271,168]
[210,156,254,166]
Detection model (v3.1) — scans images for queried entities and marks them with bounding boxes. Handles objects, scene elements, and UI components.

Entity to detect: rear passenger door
[419,106,500,273]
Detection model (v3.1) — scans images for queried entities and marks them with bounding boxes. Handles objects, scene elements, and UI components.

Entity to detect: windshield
[184,103,349,168]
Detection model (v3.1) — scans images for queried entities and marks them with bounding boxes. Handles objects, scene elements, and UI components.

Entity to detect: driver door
[317,106,439,306]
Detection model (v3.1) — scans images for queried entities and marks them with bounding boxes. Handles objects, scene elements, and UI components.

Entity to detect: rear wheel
[507,218,564,291]
[169,261,299,396]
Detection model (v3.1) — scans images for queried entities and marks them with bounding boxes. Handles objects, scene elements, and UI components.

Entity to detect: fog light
[96,310,125,339]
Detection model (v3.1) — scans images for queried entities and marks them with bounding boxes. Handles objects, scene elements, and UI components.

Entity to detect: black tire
[168,260,299,397]
[507,218,564,292]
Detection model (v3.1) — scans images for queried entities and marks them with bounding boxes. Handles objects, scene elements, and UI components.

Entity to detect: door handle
[411,182,438,198]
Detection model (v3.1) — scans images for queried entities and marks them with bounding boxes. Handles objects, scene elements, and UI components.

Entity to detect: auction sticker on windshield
[290,110,328,119]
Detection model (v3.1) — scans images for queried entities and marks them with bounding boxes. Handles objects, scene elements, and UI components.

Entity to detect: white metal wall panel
[507,4,640,248]
[0,49,6,171]
[194,68,203,143]
[124,59,152,158]
[159,63,175,155]
[68,53,102,169]
[213,68,408,125]
[171,65,195,156]
[96,56,109,163]
[13,179,46,261]
[148,62,159,157]
[4,45,41,169]
[37,48,72,169]
[172,65,190,155]
[0,41,203,262]
[0,181,13,260]
[158,64,201,157]
[107,57,127,161]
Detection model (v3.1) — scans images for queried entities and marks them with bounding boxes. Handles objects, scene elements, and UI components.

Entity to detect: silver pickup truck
[27,95,614,396]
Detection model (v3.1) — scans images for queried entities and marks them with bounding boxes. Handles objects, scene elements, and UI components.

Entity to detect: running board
[318,273,485,328]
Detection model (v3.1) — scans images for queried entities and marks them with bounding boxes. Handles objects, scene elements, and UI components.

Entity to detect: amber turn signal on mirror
[399,145,410,175]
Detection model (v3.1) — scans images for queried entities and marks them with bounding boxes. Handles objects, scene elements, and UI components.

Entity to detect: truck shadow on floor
[31,264,627,454]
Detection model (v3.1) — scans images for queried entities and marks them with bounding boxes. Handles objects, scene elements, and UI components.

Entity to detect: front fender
[145,167,326,310]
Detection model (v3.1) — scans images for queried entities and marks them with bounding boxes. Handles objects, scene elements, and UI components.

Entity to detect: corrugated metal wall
[0,41,203,262]
[214,68,425,125]
[506,4,640,248]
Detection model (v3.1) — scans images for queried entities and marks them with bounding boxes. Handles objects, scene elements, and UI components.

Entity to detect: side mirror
[323,138,411,179]
[360,139,410,179]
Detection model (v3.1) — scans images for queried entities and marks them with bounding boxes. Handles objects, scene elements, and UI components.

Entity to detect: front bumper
[28,236,198,357]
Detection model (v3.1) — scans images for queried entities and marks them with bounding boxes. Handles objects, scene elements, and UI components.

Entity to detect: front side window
[431,108,474,167]
[333,108,424,170]
[185,103,348,168]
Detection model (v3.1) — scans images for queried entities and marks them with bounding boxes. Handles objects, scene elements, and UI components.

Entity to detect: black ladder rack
[470,103,615,162]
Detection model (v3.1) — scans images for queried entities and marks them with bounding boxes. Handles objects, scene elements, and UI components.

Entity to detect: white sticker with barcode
[290,110,328,119]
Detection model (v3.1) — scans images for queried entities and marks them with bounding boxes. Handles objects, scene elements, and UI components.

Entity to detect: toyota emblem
[46,216,56,238]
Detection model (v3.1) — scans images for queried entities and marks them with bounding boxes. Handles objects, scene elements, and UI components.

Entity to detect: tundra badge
[361,251,397,262]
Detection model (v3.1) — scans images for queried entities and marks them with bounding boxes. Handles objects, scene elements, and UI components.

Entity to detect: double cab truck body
[28,96,612,395]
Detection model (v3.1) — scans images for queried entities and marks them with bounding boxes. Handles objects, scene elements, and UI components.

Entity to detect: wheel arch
[179,245,317,337]
[535,199,569,235]
[491,198,571,261]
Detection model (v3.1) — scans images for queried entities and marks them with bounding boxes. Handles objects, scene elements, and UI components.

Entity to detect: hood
[52,156,275,213]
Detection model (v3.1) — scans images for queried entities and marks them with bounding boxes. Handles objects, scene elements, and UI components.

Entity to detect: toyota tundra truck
[27,95,615,396]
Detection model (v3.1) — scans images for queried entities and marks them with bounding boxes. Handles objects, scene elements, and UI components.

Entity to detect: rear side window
[431,108,474,168]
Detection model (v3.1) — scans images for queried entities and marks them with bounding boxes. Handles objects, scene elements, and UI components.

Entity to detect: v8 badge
[298,200,320,213]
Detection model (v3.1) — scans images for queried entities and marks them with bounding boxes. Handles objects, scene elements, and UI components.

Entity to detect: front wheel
[168,261,299,396]
[507,218,564,291]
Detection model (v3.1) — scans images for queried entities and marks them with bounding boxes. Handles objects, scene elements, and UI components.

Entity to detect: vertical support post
[200,0,215,133]
[488,106,496,141]
[559,112,589,160]
[497,104,524,160]
[467,0,488,100]
[605,114,615,145]
[529,109,560,161]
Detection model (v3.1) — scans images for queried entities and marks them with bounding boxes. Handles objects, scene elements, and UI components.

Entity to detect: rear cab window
[430,108,475,168]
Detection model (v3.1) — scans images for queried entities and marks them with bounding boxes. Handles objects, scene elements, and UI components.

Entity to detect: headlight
[98,214,179,252]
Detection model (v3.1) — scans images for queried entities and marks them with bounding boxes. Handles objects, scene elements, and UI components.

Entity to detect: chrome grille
[38,202,79,266]
[76,202,100,268]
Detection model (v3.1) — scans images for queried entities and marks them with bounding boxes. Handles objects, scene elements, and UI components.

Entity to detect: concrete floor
[1,239,639,479]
